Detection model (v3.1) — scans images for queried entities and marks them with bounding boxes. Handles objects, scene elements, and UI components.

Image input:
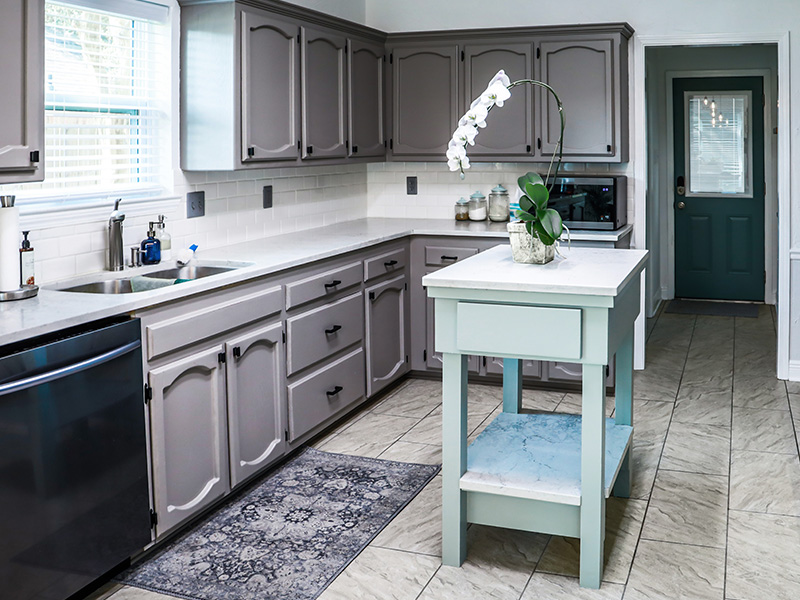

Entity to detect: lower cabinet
[365,274,409,396]
[484,356,542,378]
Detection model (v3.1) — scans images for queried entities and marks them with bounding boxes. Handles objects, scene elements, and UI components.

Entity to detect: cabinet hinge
[423,349,427,361]
[218,352,226,364]
[536,47,541,59]
[150,509,158,528]
[144,383,152,403]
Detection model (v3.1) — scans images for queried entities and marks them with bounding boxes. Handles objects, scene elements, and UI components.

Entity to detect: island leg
[502,358,523,413]
[442,352,469,566]
[580,363,606,589]
[613,329,634,498]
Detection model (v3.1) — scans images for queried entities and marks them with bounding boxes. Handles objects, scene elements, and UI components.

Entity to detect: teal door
[673,77,765,301]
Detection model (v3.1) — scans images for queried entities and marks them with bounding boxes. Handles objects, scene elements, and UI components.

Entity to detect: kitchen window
[2,0,172,212]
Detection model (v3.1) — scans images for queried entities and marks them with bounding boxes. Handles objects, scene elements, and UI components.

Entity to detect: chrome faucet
[107,198,125,271]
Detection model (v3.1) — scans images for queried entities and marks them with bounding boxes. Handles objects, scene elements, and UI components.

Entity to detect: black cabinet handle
[232,346,241,359]
[441,255,458,261]
[247,147,255,157]
[384,260,398,267]
[537,138,542,150]
[324,280,342,289]
[352,145,358,153]
[368,291,376,301]
[306,145,313,155]
[325,325,342,335]
[607,144,612,152]
[326,385,343,397]
[30,150,40,163]
[526,144,531,153]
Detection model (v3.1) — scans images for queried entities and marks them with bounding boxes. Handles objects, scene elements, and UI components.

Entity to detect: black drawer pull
[232,346,241,359]
[352,145,358,153]
[441,255,458,261]
[324,280,342,289]
[384,259,398,267]
[247,147,255,157]
[307,145,313,155]
[325,325,342,335]
[326,385,343,397]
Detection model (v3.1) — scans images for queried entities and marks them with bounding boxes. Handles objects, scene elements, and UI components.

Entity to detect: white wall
[283,0,366,23]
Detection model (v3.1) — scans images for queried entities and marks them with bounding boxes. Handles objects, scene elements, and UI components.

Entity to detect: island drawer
[285,261,362,310]
[286,292,364,375]
[145,286,282,360]
[424,245,479,266]
[287,348,366,441]
[364,247,407,282]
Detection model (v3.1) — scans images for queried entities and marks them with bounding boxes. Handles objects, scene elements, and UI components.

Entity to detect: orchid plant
[447,70,567,246]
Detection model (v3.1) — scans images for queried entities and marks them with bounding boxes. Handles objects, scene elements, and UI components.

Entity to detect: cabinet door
[365,274,409,396]
[348,39,385,158]
[226,322,285,489]
[302,25,347,159]
[538,38,615,160]
[484,356,542,379]
[463,42,533,157]
[425,268,480,373]
[391,44,458,156]
[241,11,300,163]
[149,346,229,536]
[546,359,615,386]
[0,0,43,181]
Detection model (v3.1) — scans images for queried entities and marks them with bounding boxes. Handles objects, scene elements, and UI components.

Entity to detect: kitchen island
[423,245,647,588]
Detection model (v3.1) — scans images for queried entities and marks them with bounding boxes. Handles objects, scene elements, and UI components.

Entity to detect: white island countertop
[0,218,634,346]
[423,245,648,297]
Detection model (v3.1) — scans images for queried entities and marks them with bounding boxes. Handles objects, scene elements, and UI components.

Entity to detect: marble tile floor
[88,305,800,600]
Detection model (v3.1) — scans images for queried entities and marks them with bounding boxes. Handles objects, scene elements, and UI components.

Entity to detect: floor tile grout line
[620,312,695,599]
[412,563,442,600]
[723,315,741,600]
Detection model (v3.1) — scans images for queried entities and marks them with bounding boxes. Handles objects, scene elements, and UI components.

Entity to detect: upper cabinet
[389,44,459,157]
[0,0,43,183]
[348,40,385,158]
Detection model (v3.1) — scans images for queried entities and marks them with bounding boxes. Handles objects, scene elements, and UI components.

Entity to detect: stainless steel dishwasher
[0,318,151,600]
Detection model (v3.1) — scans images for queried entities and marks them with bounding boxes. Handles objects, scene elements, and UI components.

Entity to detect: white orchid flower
[446,140,469,172]
[458,103,488,128]
[487,70,511,88]
[452,124,478,146]
[480,80,511,108]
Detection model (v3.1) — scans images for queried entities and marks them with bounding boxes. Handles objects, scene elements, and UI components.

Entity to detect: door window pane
[686,92,751,196]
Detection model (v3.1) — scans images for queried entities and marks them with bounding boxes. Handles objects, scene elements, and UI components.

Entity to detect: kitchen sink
[62,279,135,294]
[145,265,236,280]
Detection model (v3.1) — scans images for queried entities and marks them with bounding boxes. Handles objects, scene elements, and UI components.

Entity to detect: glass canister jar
[488,184,510,222]
[454,197,470,221]
[468,191,487,221]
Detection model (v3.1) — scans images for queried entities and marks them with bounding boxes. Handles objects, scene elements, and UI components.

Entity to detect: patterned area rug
[117,448,439,600]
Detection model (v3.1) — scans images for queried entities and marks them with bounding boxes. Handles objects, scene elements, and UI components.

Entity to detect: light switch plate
[406,176,418,195]
[187,191,205,218]
[263,185,273,209]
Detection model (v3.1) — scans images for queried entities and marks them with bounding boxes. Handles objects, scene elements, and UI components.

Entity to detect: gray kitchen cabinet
[348,39,385,158]
[537,32,629,162]
[225,321,286,489]
[484,356,542,378]
[148,345,229,537]
[365,274,409,396]
[389,43,459,157]
[463,42,534,157]
[241,10,301,163]
[302,25,347,159]
[0,0,43,183]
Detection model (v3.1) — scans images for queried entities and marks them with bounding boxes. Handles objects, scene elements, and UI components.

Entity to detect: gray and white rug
[118,448,439,600]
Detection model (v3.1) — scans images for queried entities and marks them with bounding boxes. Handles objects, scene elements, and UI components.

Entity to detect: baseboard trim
[786,359,800,382]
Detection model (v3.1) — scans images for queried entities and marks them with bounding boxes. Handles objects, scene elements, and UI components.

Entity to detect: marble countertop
[0,218,634,346]
[423,245,648,297]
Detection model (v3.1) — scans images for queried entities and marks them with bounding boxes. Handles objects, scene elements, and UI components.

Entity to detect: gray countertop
[0,218,633,346]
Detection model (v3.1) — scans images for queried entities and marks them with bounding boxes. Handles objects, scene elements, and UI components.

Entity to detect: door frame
[632,32,790,378]
[666,69,774,302]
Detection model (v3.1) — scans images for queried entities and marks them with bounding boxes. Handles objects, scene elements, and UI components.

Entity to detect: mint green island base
[423,245,648,589]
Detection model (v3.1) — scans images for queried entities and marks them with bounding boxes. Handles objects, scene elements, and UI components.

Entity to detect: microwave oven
[547,176,627,231]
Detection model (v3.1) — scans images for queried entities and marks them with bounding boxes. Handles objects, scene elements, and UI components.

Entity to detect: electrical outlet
[263,185,273,209]
[406,176,418,195]
[187,191,205,218]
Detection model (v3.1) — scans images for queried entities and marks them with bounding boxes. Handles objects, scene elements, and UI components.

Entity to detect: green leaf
[517,211,535,222]
[538,208,563,241]
[518,195,534,213]
[525,182,549,211]
[525,221,533,236]
[532,221,556,246]
[517,171,543,193]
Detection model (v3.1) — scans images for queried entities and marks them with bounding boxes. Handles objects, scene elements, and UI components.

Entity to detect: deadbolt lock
[677,201,686,210]
[677,186,686,196]
[676,175,685,196]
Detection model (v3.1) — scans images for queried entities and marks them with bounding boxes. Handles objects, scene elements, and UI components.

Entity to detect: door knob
[677,201,686,210]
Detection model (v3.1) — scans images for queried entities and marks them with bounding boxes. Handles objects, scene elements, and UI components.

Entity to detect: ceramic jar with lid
[488,184,510,222]
[468,191,487,221]
[454,197,470,221]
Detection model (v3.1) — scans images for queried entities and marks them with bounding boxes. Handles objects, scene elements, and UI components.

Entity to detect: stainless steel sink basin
[145,265,236,280]
[62,279,135,294]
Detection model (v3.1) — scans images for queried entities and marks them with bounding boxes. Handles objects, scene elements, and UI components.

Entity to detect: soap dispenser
[140,222,161,265]
[154,215,171,261]
[19,231,34,286]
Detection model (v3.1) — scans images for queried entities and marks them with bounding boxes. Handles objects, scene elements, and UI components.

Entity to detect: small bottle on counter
[488,184,510,222]
[140,222,161,265]
[155,215,172,260]
[468,191,487,221]
[454,197,470,221]
[19,231,34,286]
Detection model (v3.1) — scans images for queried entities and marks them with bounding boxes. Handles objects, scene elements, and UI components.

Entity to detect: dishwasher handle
[0,339,141,397]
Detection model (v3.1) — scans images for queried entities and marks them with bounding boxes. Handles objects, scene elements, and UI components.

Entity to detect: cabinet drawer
[456,302,582,360]
[364,247,407,282]
[424,245,479,266]
[146,286,283,361]
[287,292,364,375]
[287,348,366,440]
[285,261,362,310]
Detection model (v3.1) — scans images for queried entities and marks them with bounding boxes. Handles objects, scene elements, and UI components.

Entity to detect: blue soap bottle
[140,222,161,264]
